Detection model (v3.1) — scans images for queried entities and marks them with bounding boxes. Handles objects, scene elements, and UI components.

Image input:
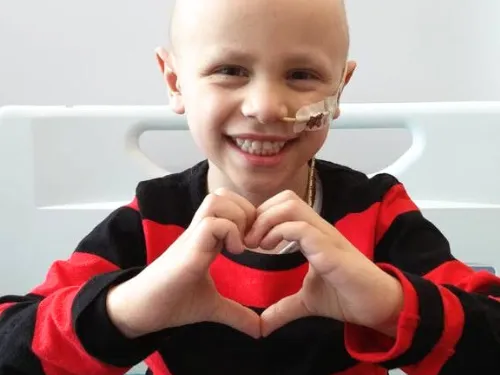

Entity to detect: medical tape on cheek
[291,95,339,133]
[285,63,348,134]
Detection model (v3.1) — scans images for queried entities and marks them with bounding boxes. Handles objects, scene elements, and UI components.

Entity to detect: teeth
[232,138,287,155]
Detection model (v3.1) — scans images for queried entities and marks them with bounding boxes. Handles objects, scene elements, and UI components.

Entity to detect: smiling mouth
[228,136,296,156]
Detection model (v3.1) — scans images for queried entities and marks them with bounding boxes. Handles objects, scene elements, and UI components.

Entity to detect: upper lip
[228,133,298,142]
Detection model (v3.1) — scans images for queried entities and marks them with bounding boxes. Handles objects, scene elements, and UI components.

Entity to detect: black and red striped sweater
[1,159,500,374]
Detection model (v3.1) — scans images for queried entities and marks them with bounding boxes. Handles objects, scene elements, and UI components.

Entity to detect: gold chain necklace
[306,158,316,207]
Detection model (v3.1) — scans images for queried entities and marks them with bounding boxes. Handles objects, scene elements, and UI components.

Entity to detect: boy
[1,0,500,374]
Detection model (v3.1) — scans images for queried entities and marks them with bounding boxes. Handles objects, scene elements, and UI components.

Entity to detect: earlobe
[169,92,185,114]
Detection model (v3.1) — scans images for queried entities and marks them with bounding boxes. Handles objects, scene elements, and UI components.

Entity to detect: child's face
[159,0,355,194]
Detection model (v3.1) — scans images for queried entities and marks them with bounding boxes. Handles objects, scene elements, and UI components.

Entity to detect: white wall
[1,0,499,106]
[346,0,500,103]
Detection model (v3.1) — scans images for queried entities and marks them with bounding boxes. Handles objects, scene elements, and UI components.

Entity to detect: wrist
[371,276,404,337]
[106,282,147,339]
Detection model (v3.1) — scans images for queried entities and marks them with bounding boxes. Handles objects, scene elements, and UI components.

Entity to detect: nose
[240,81,289,124]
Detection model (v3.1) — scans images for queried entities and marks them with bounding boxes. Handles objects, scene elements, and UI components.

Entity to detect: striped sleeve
[344,175,500,374]
[0,200,161,374]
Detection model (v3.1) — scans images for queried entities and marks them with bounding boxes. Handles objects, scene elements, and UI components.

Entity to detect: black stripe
[0,293,42,306]
[0,294,44,326]
[381,273,444,369]
[136,160,399,229]
[374,211,454,276]
[136,161,207,228]
[0,298,46,374]
[316,160,400,225]
[439,285,500,373]
[484,284,500,298]
[74,206,147,269]
[159,316,358,375]
[73,268,168,368]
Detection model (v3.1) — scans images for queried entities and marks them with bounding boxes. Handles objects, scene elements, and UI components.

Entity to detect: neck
[206,162,311,208]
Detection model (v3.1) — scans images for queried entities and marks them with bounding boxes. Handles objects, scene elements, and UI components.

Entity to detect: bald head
[168,0,350,60]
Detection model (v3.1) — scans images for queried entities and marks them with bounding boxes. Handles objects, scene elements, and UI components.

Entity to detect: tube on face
[292,95,338,133]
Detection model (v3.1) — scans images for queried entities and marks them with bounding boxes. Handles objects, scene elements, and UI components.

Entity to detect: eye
[214,65,249,77]
[288,70,319,81]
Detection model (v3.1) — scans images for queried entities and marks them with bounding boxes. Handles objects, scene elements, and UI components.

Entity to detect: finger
[255,190,339,239]
[211,297,261,339]
[198,217,244,254]
[256,189,305,215]
[258,221,311,251]
[213,188,257,231]
[245,199,314,248]
[192,193,248,235]
[185,217,244,274]
[260,293,310,337]
[260,221,343,275]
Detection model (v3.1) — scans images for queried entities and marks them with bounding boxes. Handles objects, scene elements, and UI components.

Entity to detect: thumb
[260,293,310,337]
[211,297,261,339]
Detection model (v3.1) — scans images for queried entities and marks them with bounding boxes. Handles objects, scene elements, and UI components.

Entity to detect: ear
[333,60,357,119]
[343,60,357,86]
[155,47,185,114]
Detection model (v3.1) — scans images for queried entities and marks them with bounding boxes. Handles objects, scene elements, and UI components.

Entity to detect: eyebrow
[284,52,333,70]
[205,47,335,71]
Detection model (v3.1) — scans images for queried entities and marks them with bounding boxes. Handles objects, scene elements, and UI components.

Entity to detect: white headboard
[1,103,500,296]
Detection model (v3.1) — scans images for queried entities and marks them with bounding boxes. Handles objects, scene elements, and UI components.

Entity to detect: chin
[231,171,288,196]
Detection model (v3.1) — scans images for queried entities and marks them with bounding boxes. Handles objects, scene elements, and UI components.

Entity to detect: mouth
[228,136,295,156]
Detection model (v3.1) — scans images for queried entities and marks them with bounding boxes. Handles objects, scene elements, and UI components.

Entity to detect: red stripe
[32,287,125,375]
[145,352,172,375]
[333,183,418,261]
[30,252,120,297]
[424,259,500,295]
[456,268,500,294]
[422,260,474,285]
[142,220,185,265]
[375,183,418,244]
[345,263,419,362]
[0,302,15,317]
[210,255,309,308]
[335,203,379,260]
[401,286,464,375]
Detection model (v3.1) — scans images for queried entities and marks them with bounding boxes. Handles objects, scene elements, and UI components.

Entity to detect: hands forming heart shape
[107,188,404,340]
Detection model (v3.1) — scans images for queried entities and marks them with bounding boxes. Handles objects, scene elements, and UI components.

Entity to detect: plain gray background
[1,0,499,106]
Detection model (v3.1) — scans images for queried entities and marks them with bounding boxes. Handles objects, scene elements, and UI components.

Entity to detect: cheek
[184,90,237,156]
[185,87,238,133]
[304,129,329,152]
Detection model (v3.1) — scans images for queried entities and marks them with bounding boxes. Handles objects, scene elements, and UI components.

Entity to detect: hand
[107,188,261,339]
[244,191,404,337]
